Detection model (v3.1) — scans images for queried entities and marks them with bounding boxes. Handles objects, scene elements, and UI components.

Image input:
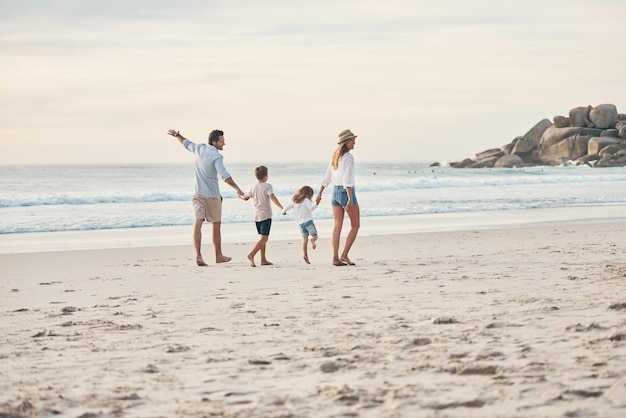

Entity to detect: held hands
[315,194,322,205]
[167,129,180,137]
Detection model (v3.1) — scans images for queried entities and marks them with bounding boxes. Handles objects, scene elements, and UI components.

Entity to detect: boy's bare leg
[310,234,317,250]
[212,222,232,263]
[260,240,273,265]
[193,218,208,266]
[247,252,256,267]
[248,236,268,267]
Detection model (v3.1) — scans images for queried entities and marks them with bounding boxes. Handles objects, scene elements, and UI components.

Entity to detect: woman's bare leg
[340,204,360,265]
[332,206,346,266]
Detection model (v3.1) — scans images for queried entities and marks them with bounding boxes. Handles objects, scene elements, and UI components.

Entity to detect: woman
[316,129,360,266]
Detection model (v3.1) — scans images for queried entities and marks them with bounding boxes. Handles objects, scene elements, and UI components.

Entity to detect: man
[167,128,245,266]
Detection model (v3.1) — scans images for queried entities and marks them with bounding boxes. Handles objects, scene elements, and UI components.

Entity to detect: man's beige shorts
[192,195,222,222]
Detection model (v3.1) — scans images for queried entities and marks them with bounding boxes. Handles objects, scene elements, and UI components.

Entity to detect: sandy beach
[1,221,626,417]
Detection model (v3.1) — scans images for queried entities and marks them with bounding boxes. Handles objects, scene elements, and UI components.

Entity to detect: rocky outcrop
[446,104,626,168]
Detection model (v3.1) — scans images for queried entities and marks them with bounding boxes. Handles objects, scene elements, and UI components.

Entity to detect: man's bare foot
[310,238,317,249]
[261,260,273,266]
[196,259,208,267]
[247,254,256,267]
[216,256,232,264]
[333,259,347,266]
[303,255,310,264]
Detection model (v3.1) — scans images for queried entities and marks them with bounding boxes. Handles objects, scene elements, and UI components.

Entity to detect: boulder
[599,143,626,157]
[450,103,626,168]
[576,154,600,165]
[450,158,474,168]
[589,104,618,129]
[589,141,626,166]
[512,119,552,155]
[539,127,603,153]
[542,136,589,164]
[539,126,580,151]
[469,156,499,168]
[553,116,570,128]
[569,106,591,127]
[600,129,619,138]
[475,148,504,161]
[588,137,621,155]
[595,157,614,167]
[501,142,515,155]
[494,154,525,168]
[529,149,545,165]
[616,121,626,139]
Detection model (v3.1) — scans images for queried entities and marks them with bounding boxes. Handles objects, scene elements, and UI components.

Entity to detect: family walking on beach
[166,128,360,267]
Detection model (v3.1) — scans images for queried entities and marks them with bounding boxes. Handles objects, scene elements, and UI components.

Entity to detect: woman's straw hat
[338,129,357,144]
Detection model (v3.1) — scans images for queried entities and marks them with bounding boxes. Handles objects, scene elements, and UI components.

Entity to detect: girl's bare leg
[302,237,310,264]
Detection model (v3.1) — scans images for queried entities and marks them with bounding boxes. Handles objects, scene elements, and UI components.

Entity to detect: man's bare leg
[193,218,208,266]
[212,222,231,263]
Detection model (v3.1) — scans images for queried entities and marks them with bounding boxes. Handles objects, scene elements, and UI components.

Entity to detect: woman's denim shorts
[331,186,357,207]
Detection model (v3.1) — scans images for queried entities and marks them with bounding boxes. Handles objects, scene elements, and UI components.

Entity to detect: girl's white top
[282,198,318,224]
[320,152,355,188]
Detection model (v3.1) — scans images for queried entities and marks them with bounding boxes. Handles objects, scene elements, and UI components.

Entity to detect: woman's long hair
[331,143,350,169]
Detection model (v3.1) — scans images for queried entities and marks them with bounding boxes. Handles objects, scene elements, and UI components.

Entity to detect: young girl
[282,185,318,264]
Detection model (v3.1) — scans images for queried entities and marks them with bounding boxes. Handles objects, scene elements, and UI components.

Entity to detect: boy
[242,166,283,267]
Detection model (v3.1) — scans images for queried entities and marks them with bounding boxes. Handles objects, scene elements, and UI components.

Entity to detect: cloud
[0,0,625,164]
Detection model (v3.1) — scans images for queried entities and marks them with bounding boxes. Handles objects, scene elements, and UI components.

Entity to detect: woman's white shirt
[321,152,355,188]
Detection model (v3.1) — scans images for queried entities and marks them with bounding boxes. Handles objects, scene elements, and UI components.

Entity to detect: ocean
[1,162,625,253]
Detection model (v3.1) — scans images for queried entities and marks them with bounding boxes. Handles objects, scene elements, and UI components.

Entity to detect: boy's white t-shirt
[249,182,275,222]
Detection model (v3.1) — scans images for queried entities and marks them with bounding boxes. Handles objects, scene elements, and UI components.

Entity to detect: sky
[1,0,625,165]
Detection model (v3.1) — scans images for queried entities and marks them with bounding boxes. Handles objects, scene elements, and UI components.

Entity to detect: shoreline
[1,205,625,255]
[1,220,625,416]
